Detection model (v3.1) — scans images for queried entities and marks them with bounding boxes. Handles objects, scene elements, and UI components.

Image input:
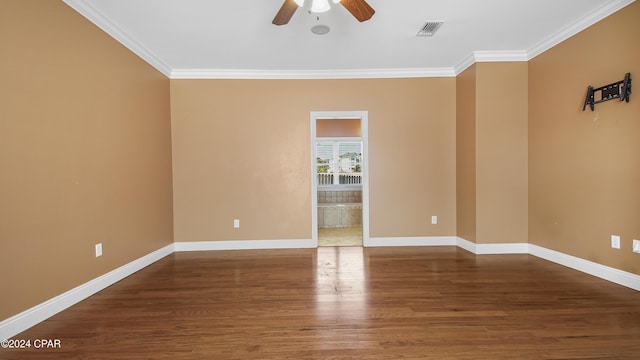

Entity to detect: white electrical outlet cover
[633,239,640,254]
[95,243,103,257]
[431,216,438,225]
[611,235,621,249]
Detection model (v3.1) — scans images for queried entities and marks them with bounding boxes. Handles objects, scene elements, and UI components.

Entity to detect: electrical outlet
[611,235,621,249]
[431,216,438,225]
[95,243,102,257]
[633,240,640,254]
[233,219,240,228]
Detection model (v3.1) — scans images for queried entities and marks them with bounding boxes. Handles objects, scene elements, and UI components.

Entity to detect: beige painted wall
[171,78,457,242]
[0,1,174,320]
[456,64,477,242]
[529,1,640,274]
[317,118,361,137]
[476,62,529,244]
[455,62,528,245]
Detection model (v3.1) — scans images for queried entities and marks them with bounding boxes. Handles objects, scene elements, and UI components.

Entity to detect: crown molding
[170,67,456,80]
[453,0,634,75]
[453,53,476,75]
[527,0,635,60]
[454,51,528,75]
[63,0,172,77]
[474,50,529,62]
[64,0,634,80]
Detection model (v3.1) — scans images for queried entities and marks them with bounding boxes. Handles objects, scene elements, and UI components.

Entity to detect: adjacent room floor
[318,226,362,247]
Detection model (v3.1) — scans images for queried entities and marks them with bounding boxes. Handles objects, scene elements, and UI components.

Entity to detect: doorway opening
[310,111,369,247]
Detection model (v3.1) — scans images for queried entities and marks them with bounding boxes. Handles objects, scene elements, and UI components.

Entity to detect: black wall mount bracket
[583,72,632,111]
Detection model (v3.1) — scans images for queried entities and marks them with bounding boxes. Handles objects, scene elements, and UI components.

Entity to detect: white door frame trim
[310,111,370,247]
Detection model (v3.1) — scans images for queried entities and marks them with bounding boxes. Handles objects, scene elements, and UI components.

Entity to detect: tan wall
[317,118,361,137]
[455,62,528,245]
[456,64,477,242]
[476,62,529,244]
[171,78,457,242]
[0,1,174,320]
[529,1,640,274]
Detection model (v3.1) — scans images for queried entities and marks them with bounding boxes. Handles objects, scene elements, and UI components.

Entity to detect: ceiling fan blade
[272,0,299,26]
[340,0,375,22]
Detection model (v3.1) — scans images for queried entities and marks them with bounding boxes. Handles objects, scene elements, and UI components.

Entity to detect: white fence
[318,173,361,185]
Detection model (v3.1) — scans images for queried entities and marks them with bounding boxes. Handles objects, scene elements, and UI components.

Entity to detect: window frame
[315,137,363,190]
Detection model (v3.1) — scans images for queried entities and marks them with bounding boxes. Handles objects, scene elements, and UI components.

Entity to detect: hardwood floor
[4,247,640,359]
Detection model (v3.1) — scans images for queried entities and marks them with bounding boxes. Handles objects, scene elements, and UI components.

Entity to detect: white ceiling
[63,0,634,78]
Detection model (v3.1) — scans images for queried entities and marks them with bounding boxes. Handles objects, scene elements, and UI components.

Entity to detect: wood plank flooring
[3,246,640,359]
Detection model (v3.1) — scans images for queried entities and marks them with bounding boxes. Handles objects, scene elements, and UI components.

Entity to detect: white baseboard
[365,236,528,254]
[0,243,174,341]
[3,237,639,341]
[368,236,639,291]
[456,238,529,255]
[529,244,640,291]
[457,238,640,291]
[174,239,315,252]
[365,236,457,247]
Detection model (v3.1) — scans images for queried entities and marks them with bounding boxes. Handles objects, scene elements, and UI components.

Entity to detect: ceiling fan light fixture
[273,0,374,26]
[293,0,341,10]
[310,0,331,13]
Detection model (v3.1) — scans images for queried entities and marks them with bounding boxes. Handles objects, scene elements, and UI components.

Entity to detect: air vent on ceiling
[416,21,444,37]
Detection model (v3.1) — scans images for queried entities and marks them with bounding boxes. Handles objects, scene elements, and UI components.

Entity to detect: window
[316,140,362,186]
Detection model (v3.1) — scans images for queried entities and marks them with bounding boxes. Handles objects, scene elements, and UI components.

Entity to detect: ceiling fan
[272,0,375,26]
